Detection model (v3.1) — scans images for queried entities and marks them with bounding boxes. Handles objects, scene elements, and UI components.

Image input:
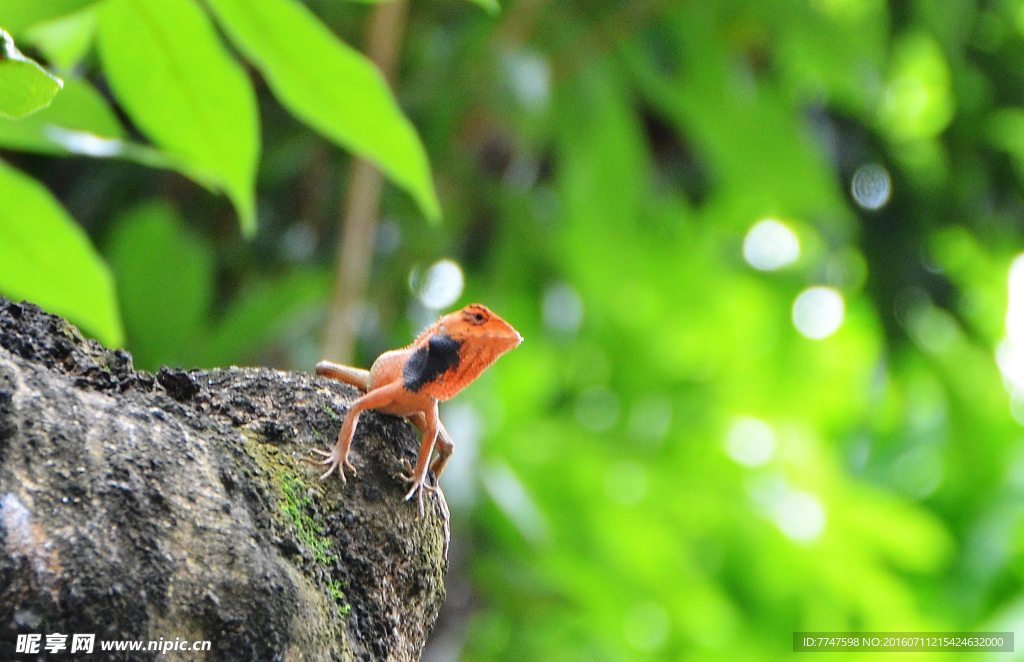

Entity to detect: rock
[0,298,446,661]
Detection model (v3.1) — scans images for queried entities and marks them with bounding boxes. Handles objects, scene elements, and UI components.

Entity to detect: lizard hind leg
[429,422,454,480]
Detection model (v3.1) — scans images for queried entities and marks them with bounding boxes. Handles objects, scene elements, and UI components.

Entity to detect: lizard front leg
[313,381,404,481]
[407,414,455,481]
[403,413,454,492]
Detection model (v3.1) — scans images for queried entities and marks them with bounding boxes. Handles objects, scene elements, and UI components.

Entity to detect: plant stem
[322,0,409,363]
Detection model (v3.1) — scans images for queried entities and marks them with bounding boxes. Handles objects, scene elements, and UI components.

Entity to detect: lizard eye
[463,307,489,325]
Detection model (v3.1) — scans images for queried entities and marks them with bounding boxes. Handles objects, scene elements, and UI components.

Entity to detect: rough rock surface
[0,298,447,661]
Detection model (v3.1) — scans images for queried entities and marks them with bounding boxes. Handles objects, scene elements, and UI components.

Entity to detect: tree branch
[0,298,445,661]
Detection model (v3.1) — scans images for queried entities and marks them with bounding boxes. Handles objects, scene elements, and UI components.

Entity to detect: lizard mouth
[480,329,522,357]
[489,332,522,352]
[499,328,524,349]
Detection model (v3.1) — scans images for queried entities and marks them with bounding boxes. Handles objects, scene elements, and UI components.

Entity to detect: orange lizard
[312,303,522,515]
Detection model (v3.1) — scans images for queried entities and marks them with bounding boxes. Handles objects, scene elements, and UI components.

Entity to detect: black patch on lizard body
[403,333,463,393]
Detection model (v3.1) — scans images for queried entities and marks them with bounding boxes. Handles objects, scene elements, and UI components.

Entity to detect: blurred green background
[5,0,1024,659]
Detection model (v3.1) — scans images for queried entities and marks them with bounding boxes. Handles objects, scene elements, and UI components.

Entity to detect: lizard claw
[398,467,430,518]
[401,477,427,518]
[304,447,356,482]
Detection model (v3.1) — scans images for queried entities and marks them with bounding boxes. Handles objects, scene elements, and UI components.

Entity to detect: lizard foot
[397,459,436,518]
[304,447,356,482]
[396,460,450,557]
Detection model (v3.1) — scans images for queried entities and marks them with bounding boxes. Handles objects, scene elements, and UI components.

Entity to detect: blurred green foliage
[4,0,1024,660]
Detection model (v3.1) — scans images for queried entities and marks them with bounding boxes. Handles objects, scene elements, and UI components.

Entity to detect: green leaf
[204,0,440,223]
[0,77,122,153]
[97,0,260,236]
[0,29,63,118]
[105,202,214,370]
[22,5,97,72]
[0,158,122,346]
[0,0,94,36]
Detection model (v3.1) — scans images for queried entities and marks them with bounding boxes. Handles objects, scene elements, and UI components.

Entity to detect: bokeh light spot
[375,219,401,257]
[282,222,317,263]
[726,417,776,467]
[905,300,958,354]
[418,259,464,310]
[624,602,669,651]
[575,387,620,432]
[892,445,945,498]
[792,287,845,339]
[605,461,647,505]
[502,49,551,112]
[773,490,827,543]
[851,163,891,210]
[438,402,482,508]
[743,219,800,271]
[627,394,673,447]
[542,283,584,334]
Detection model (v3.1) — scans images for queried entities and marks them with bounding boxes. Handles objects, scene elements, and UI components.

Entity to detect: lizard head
[440,303,523,355]
[414,304,522,401]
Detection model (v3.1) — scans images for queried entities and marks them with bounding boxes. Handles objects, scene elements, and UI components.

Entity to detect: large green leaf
[0,0,94,36]
[97,0,260,236]
[0,158,122,346]
[0,29,63,119]
[204,0,440,223]
[0,77,122,153]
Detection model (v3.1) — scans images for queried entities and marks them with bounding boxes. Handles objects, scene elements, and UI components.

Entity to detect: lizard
[312,303,522,516]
